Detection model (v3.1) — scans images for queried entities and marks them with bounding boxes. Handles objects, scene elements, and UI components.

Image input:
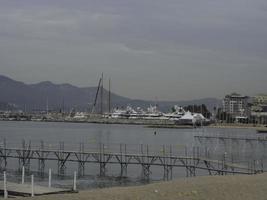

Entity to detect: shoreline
[209,123,266,129]
[145,124,195,129]
[15,173,267,200]
[1,119,266,131]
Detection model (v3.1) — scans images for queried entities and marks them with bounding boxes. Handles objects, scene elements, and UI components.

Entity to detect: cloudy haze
[0,0,266,100]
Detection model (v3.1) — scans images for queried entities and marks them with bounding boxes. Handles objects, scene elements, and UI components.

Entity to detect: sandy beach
[15,173,267,200]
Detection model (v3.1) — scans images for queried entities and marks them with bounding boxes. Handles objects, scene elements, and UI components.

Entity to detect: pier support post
[58,159,67,176]
[3,171,8,199]
[38,140,45,176]
[21,166,25,184]
[73,171,77,191]
[223,152,228,175]
[163,165,173,181]
[18,140,31,173]
[119,144,128,177]
[48,168,52,188]
[190,166,196,177]
[141,164,151,181]
[191,147,197,176]
[78,161,85,177]
[99,143,107,177]
[99,162,106,177]
[0,139,8,171]
[120,163,128,177]
[77,143,85,177]
[56,142,70,177]
[31,175,34,197]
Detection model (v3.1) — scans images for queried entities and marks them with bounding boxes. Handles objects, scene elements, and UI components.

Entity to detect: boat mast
[62,98,65,114]
[100,73,103,115]
[46,97,49,115]
[108,78,111,113]
[91,76,102,114]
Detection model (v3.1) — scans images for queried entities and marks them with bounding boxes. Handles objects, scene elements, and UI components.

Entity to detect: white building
[223,93,249,117]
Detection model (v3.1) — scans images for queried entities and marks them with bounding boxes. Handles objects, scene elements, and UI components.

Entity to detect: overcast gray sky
[0,0,266,101]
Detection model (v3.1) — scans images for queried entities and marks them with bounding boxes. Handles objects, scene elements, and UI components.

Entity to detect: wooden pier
[0,140,263,182]
[0,181,72,197]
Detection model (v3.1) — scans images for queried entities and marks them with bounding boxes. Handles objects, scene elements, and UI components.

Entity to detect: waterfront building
[222,93,249,118]
[250,111,267,124]
[250,94,267,124]
[253,94,267,105]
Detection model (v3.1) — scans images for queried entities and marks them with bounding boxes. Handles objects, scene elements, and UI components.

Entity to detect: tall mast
[91,76,102,114]
[108,78,111,113]
[62,98,65,114]
[46,97,49,115]
[100,73,103,115]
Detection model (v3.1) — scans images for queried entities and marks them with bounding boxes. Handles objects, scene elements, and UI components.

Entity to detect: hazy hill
[0,75,221,112]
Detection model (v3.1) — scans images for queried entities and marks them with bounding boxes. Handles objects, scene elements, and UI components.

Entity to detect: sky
[0,0,266,101]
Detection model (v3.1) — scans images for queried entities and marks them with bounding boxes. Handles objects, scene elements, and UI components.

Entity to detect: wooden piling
[48,168,52,188]
[21,166,25,184]
[4,171,8,199]
[73,171,77,191]
[31,175,34,197]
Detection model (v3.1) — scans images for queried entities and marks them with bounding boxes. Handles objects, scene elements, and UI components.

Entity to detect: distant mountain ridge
[0,75,221,112]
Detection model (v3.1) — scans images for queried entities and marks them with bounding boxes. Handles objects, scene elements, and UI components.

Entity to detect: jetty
[0,140,263,183]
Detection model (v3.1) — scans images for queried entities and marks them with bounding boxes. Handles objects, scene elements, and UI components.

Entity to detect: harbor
[0,105,211,127]
[0,0,266,198]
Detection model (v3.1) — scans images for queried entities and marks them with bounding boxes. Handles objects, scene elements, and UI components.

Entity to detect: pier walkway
[0,140,263,181]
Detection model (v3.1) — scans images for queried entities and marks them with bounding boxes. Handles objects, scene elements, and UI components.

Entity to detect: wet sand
[16,173,267,200]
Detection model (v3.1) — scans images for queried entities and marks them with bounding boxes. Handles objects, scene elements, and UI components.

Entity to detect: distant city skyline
[0,0,266,101]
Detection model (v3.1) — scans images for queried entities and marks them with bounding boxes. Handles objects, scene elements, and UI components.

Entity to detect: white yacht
[164,106,186,121]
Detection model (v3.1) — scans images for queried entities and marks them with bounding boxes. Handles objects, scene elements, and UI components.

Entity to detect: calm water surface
[0,121,260,189]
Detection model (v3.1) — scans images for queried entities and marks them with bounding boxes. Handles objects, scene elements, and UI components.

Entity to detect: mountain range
[0,75,221,112]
